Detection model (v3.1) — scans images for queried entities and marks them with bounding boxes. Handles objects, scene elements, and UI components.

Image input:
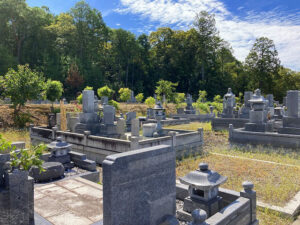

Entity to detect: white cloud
[116,0,300,71]
[116,23,121,26]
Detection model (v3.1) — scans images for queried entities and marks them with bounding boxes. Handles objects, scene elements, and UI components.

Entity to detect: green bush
[0,134,12,154]
[13,112,32,128]
[97,85,114,99]
[45,80,63,103]
[10,144,46,172]
[145,96,156,108]
[109,100,120,110]
[135,93,144,103]
[118,88,131,102]
[175,93,186,108]
[197,90,207,103]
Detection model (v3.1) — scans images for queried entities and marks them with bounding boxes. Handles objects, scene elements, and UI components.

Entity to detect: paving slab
[34,177,103,225]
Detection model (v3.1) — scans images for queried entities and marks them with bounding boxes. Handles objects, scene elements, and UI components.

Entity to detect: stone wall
[102,145,176,225]
[212,118,249,131]
[30,126,203,164]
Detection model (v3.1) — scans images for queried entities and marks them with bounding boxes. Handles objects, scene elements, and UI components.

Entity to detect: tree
[1,64,45,114]
[45,80,63,107]
[65,63,84,99]
[174,93,186,108]
[155,80,178,102]
[118,88,131,102]
[245,37,280,94]
[97,85,114,99]
[135,93,144,103]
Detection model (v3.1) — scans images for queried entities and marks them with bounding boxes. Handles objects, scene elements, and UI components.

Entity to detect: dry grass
[257,208,293,225]
[166,122,212,131]
[176,153,300,206]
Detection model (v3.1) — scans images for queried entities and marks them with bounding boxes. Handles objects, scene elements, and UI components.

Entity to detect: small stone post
[240,181,258,224]
[197,128,203,144]
[60,100,67,131]
[229,124,233,140]
[168,131,177,148]
[188,209,207,225]
[130,136,139,150]
[52,126,58,140]
[84,131,91,146]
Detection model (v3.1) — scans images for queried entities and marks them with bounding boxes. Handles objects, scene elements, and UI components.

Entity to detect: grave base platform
[212,118,249,131]
[229,127,300,149]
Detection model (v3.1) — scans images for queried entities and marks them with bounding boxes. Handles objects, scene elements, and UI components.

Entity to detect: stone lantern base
[183,196,223,217]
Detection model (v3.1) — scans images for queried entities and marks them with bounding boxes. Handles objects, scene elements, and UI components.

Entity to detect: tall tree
[245,37,280,94]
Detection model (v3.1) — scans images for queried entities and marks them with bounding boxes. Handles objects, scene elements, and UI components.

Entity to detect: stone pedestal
[183,196,222,217]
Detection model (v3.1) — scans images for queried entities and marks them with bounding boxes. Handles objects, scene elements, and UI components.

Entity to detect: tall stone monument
[244,89,269,132]
[185,94,196,114]
[278,90,300,134]
[75,90,101,134]
[221,88,236,118]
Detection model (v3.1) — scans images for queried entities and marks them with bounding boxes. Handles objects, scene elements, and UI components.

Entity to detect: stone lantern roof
[154,101,164,110]
[249,89,265,103]
[179,163,227,191]
[47,137,72,150]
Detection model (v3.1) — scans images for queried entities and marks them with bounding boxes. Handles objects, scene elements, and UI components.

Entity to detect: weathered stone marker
[103,145,176,225]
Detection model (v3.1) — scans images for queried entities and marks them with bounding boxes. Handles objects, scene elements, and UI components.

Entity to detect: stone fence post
[84,131,91,146]
[130,136,139,150]
[197,128,203,143]
[168,131,177,148]
[240,181,258,224]
[229,124,233,140]
[52,126,58,140]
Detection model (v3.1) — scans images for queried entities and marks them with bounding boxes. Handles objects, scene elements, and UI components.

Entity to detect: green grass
[166,122,212,131]
[0,128,30,148]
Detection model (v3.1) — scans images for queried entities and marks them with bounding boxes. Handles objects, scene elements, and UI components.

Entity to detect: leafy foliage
[109,100,119,110]
[0,65,45,114]
[118,88,131,102]
[197,90,207,103]
[0,134,12,154]
[145,96,156,108]
[97,85,114,99]
[155,80,178,102]
[135,93,144,103]
[174,93,186,109]
[45,80,63,103]
[10,144,46,172]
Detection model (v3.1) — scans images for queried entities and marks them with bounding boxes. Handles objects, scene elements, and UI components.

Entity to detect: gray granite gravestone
[238,91,252,118]
[278,90,300,134]
[75,90,101,134]
[103,145,176,225]
[103,105,115,125]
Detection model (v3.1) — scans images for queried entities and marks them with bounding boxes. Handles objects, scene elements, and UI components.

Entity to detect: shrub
[213,95,222,103]
[97,85,114,99]
[109,100,120,110]
[175,93,186,108]
[145,96,156,108]
[197,90,207,103]
[10,144,46,172]
[135,93,144,103]
[155,80,178,102]
[45,80,63,105]
[118,88,131,102]
[14,112,32,128]
[0,134,12,154]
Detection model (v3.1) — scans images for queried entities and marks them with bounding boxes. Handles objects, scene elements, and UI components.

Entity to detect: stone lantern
[153,101,166,134]
[179,163,227,217]
[221,88,236,118]
[245,89,269,132]
[47,137,72,166]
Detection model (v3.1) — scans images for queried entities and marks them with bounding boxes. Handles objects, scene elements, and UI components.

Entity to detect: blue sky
[27,0,300,71]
